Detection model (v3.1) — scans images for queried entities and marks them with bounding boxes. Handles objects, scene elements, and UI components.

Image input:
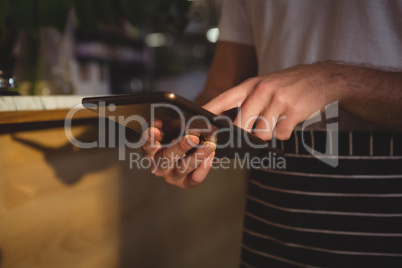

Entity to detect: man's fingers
[172,141,216,178]
[253,103,285,140]
[273,116,296,140]
[141,127,162,158]
[253,113,278,140]
[153,135,199,173]
[182,151,215,189]
[143,127,161,142]
[233,92,266,131]
[150,119,163,129]
[161,142,216,189]
[203,78,257,115]
[202,91,237,115]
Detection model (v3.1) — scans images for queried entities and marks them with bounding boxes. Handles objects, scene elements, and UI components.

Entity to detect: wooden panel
[0,95,96,124]
[0,124,247,268]
[0,109,96,125]
[0,125,121,268]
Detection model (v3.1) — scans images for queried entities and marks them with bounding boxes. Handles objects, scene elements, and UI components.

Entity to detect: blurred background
[0,1,249,268]
[0,0,221,100]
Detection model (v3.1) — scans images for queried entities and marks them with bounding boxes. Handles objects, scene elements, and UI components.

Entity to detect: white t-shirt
[218,0,402,130]
[219,0,402,75]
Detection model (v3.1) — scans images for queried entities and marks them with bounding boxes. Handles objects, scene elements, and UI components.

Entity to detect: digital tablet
[82,92,283,158]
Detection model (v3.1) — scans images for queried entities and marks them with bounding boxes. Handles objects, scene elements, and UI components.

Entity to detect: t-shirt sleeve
[218,0,254,45]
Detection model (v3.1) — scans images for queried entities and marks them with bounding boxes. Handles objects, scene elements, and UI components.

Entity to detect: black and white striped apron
[241,130,402,267]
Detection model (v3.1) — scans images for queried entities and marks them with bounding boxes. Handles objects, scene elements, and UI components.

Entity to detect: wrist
[313,61,351,104]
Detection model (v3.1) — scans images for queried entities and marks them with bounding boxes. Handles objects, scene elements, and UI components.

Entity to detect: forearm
[195,41,257,106]
[325,62,402,130]
[195,81,230,106]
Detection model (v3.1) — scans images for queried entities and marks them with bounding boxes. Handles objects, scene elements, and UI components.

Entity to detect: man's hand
[203,63,341,140]
[141,124,216,189]
[204,62,402,139]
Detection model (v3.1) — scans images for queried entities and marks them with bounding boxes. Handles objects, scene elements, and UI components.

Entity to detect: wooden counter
[0,96,247,268]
